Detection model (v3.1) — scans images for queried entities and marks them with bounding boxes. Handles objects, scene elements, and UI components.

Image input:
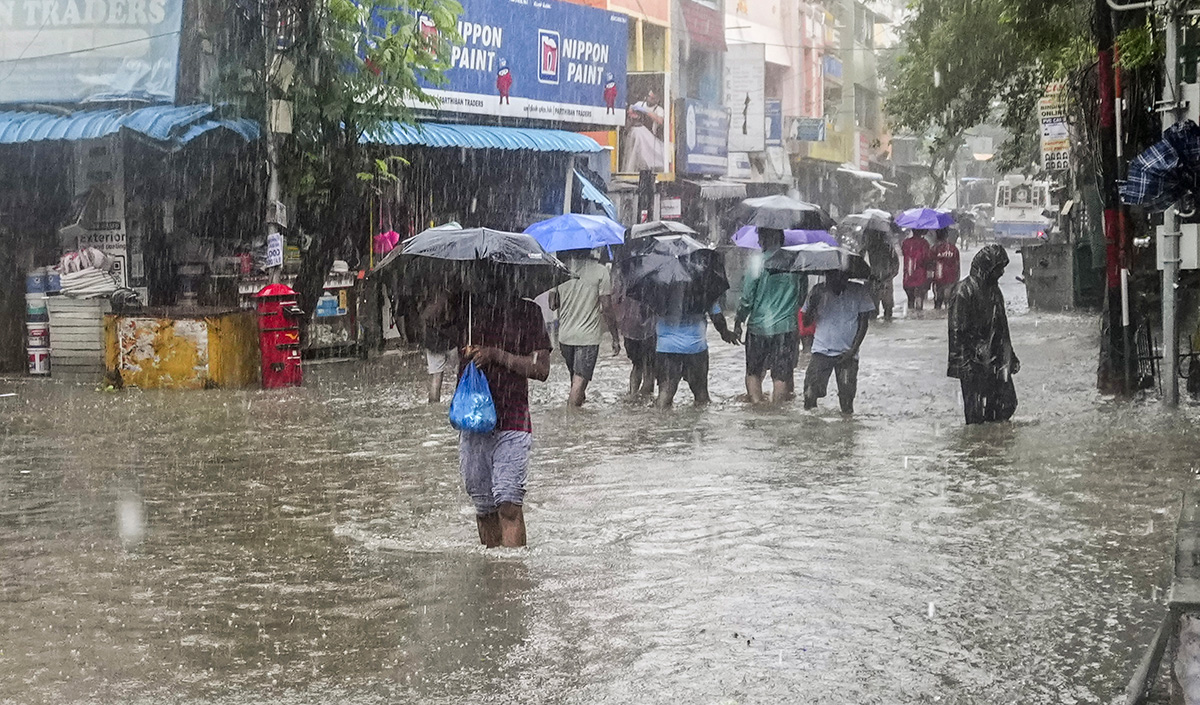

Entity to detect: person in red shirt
[931,229,962,310]
[459,296,551,548]
[901,230,933,312]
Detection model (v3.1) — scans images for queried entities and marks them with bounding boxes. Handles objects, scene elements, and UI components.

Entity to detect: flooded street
[2,256,1195,704]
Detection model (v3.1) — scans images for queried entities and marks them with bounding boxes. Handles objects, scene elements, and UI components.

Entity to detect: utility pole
[1162,0,1183,406]
[1097,0,1125,394]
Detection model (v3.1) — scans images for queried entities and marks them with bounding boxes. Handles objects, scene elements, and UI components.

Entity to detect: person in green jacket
[733,228,808,405]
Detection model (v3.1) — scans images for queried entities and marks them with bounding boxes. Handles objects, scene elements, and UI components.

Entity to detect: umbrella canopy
[524,213,625,253]
[630,220,698,239]
[731,225,837,249]
[738,195,836,231]
[840,210,894,235]
[372,221,462,273]
[763,243,872,279]
[895,207,955,230]
[394,226,572,300]
[617,234,729,318]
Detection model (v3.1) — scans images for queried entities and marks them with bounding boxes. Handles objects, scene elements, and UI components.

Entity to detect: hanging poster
[619,72,672,174]
[724,43,766,152]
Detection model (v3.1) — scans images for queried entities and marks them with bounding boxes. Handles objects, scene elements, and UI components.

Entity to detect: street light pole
[1162,0,1182,406]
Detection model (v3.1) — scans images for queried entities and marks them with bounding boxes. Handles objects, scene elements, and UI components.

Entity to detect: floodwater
[2,251,1197,704]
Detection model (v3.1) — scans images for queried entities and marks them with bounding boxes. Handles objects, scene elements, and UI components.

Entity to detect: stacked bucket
[25,267,55,375]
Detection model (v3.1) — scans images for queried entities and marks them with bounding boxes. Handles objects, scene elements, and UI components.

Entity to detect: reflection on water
[0,283,1194,703]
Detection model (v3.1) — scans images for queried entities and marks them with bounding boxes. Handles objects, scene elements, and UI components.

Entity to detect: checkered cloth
[1121,120,1200,211]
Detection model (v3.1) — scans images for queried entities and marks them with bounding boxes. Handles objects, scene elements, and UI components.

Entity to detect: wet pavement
[2,250,1198,704]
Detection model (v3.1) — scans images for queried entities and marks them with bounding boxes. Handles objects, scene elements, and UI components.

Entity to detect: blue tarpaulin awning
[574,170,618,221]
[365,121,603,153]
[0,104,260,146]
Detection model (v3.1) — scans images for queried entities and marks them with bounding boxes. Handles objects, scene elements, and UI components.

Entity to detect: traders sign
[677,99,729,176]
[0,0,184,104]
[415,0,629,127]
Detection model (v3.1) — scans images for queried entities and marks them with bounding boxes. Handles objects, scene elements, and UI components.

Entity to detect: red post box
[255,283,304,388]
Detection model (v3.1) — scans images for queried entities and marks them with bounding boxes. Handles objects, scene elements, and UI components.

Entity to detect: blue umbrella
[896,207,955,230]
[731,225,837,249]
[524,213,625,253]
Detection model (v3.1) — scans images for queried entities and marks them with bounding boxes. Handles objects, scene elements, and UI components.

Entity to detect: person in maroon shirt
[931,229,962,310]
[459,296,551,548]
[901,230,933,311]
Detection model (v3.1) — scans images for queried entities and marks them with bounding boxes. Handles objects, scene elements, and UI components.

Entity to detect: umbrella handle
[469,293,473,349]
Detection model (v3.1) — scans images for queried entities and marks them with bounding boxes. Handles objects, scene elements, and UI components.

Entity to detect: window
[854,4,874,47]
[854,85,878,132]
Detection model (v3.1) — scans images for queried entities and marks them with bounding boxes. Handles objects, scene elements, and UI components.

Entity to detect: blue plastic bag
[449,361,497,433]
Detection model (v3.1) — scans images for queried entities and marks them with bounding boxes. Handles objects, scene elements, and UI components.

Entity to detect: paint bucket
[26,322,49,348]
[27,348,50,376]
[25,268,46,294]
[46,269,61,294]
[25,293,48,322]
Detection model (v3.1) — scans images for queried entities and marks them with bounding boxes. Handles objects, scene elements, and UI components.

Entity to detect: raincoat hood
[970,244,1009,281]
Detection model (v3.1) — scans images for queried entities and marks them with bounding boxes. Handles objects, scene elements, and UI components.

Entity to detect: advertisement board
[724,43,766,153]
[416,0,629,126]
[765,98,783,147]
[620,72,671,174]
[677,99,729,175]
[1039,82,1070,171]
[0,0,184,104]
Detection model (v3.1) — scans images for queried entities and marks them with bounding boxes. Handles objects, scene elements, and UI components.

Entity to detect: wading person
[459,296,552,548]
[612,263,657,396]
[420,291,459,403]
[550,250,619,407]
[861,229,899,321]
[801,269,875,414]
[931,229,961,310]
[655,303,738,409]
[947,244,1019,425]
[901,229,933,312]
[734,228,806,405]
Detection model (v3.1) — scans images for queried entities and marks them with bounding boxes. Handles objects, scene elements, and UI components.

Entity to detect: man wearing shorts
[420,291,459,403]
[801,269,874,414]
[612,264,657,396]
[550,250,619,407]
[458,296,552,548]
[734,228,806,405]
[655,303,737,409]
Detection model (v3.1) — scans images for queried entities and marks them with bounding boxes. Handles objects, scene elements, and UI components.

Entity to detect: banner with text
[415,0,629,127]
[0,0,183,104]
[676,98,729,176]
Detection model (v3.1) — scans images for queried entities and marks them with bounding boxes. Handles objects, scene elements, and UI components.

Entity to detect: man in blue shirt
[800,269,875,414]
[655,302,738,408]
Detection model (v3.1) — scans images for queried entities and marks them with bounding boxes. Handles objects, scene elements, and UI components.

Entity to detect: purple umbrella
[731,225,838,249]
[895,207,955,230]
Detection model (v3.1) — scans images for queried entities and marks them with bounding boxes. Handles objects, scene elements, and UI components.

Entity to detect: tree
[271,0,462,317]
[887,0,1093,196]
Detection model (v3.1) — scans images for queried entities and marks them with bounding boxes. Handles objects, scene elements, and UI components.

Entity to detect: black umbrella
[630,220,698,239]
[840,209,894,235]
[617,234,729,318]
[763,243,872,280]
[394,226,572,300]
[738,195,836,231]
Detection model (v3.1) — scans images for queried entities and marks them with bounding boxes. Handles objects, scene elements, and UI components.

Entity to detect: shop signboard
[660,197,682,219]
[789,117,826,142]
[1039,81,1070,171]
[765,98,783,147]
[724,43,766,153]
[677,99,729,176]
[71,137,129,288]
[619,72,672,174]
[414,0,629,127]
[0,0,184,104]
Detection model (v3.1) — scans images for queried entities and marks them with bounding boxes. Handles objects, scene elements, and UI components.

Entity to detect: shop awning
[575,170,618,221]
[682,178,747,200]
[0,104,260,145]
[366,122,604,153]
[682,0,727,52]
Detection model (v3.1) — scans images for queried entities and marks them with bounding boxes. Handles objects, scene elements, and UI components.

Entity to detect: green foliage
[1117,19,1161,70]
[887,0,1093,189]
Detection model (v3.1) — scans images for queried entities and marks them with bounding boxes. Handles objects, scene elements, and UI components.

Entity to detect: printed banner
[415,0,629,126]
[677,98,728,176]
[0,0,184,104]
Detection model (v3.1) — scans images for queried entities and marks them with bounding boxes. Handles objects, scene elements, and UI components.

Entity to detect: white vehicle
[993,175,1052,246]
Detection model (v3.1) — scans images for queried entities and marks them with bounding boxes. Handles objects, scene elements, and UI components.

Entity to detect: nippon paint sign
[0,0,184,104]
[415,0,629,126]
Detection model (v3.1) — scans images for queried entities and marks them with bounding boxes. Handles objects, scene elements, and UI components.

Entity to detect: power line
[0,31,182,65]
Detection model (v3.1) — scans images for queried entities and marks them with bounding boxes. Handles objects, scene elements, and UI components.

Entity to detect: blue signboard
[765,98,783,147]
[415,0,629,127]
[0,0,183,104]
[677,99,729,176]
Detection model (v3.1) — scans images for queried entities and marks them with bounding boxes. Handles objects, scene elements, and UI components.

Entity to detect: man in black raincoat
[947,245,1019,424]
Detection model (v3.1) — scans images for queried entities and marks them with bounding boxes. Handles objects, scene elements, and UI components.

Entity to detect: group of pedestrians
[900,229,962,312]
[430,228,1018,549]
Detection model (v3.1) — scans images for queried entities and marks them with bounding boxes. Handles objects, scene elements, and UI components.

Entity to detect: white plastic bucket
[26,322,49,348]
[27,348,50,375]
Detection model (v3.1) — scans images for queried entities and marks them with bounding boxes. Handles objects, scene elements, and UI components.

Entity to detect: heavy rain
[3,0,1200,704]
